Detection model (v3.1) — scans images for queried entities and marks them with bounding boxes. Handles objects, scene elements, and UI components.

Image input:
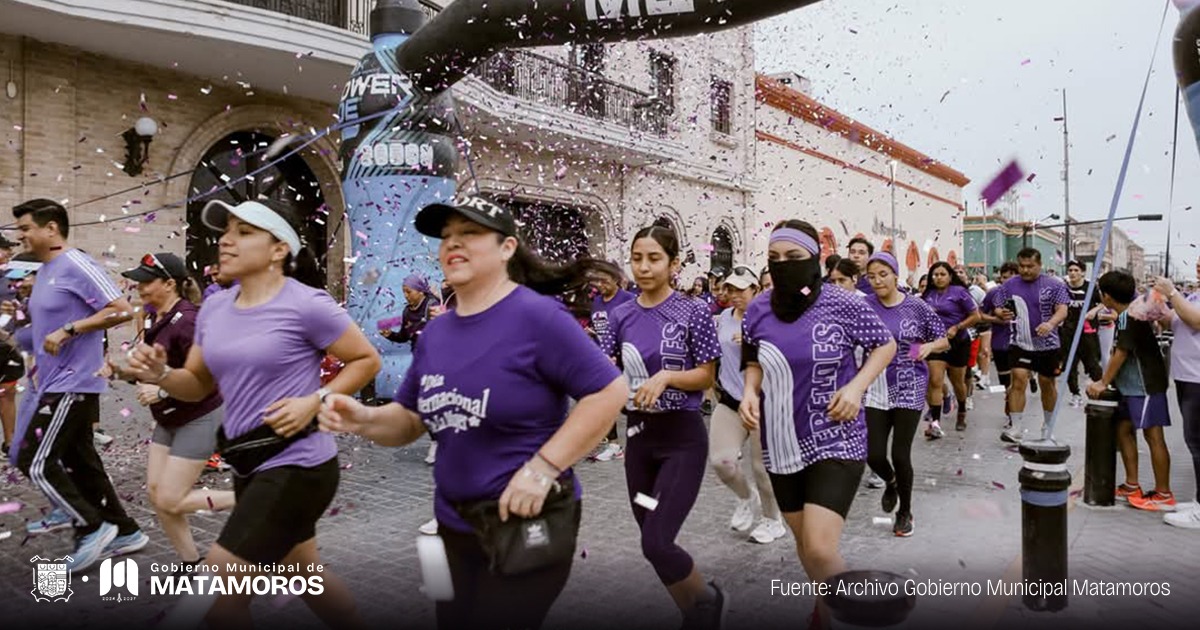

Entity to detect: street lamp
[1022,213,1061,248]
[1026,214,1162,267]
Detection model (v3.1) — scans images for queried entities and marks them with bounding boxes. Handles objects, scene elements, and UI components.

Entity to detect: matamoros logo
[30,555,73,603]
[99,558,139,602]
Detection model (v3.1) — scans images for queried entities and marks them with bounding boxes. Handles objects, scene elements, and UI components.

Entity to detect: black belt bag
[455,476,581,577]
[216,422,317,477]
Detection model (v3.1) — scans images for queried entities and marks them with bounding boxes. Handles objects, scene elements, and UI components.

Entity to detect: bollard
[1083,388,1120,507]
[1018,441,1071,612]
[823,570,916,628]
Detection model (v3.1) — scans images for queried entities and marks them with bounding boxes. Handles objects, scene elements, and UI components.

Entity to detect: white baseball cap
[200,199,302,256]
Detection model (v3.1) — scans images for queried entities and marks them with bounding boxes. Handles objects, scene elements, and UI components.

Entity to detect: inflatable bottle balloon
[1178,0,1200,159]
[339,0,459,396]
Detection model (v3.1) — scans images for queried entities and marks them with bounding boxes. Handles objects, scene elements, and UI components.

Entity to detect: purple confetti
[991,481,1006,490]
[980,160,1025,207]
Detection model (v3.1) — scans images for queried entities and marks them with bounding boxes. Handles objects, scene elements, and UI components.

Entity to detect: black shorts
[217,457,340,564]
[992,349,1012,386]
[1009,347,1062,379]
[927,337,971,368]
[768,459,865,519]
[0,344,25,384]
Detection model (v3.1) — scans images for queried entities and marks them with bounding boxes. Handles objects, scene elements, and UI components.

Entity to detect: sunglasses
[141,253,170,278]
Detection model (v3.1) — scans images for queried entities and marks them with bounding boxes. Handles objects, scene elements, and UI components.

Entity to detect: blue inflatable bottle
[339,0,459,397]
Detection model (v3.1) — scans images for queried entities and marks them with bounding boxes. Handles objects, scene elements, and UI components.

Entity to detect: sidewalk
[0,383,1196,628]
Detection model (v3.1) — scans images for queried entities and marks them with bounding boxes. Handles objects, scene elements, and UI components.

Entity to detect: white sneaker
[93,430,114,447]
[965,398,975,411]
[1164,504,1200,529]
[594,442,623,462]
[419,518,438,535]
[865,472,886,489]
[748,518,786,544]
[425,442,437,465]
[730,494,758,532]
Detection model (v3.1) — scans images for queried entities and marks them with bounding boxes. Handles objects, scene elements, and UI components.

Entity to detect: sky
[756,0,1198,277]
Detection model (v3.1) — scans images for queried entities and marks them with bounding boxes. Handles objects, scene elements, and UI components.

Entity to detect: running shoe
[749,518,786,544]
[1129,491,1176,512]
[975,379,987,391]
[1164,504,1200,529]
[1000,424,1020,444]
[881,482,898,514]
[1070,394,1083,408]
[205,453,229,472]
[941,395,954,416]
[425,441,437,465]
[26,507,73,535]
[894,513,914,537]
[1115,483,1143,503]
[685,581,727,630]
[730,495,757,532]
[103,530,149,557]
[865,472,886,489]
[956,413,967,431]
[93,430,114,447]
[965,398,974,411]
[924,422,944,440]
[594,442,624,462]
[1030,379,1039,394]
[66,522,118,573]
[700,400,715,417]
[418,518,438,535]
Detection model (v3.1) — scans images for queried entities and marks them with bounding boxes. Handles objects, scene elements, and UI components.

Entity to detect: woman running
[921,262,980,436]
[738,220,896,630]
[709,266,785,544]
[113,252,233,568]
[601,225,727,628]
[127,199,380,628]
[318,194,627,629]
[827,258,862,295]
[380,273,441,351]
[863,253,948,537]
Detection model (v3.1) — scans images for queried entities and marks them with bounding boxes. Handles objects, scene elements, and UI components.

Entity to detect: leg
[947,366,968,409]
[1008,368,1030,417]
[202,544,258,630]
[1081,333,1103,384]
[1065,347,1082,397]
[926,361,947,429]
[707,403,751,499]
[977,333,992,380]
[148,444,233,561]
[865,408,895,483]
[1038,373,1057,413]
[0,381,16,447]
[890,409,922,515]
[1116,419,1139,488]
[1142,427,1172,496]
[16,393,101,530]
[284,538,367,630]
[59,396,138,534]
[1178,381,1200,503]
[747,427,780,520]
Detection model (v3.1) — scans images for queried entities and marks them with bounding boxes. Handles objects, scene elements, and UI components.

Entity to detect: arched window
[882,238,894,255]
[710,226,734,272]
[927,246,940,269]
[819,227,837,260]
[947,250,959,267]
[905,241,920,272]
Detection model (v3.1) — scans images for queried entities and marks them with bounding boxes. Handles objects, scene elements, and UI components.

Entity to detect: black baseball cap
[414,194,519,239]
[122,252,187,282]
[0,233,16,249]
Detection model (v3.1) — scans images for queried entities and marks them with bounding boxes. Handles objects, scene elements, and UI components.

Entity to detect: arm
[1155,279,1200,329]
[152,344,218,402]
[632,362,714,410]
[1089,347,1128,395]
[70,297,136,334]
[829,339,897,420]
[738,362,764,431]
[532,376,629,473]
[948,308,981,337]
[1037,303,1069,336]
[326,400,427,447]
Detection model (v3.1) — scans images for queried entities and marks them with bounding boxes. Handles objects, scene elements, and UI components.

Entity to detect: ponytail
[285,248,325,290]
[506,240,599,296]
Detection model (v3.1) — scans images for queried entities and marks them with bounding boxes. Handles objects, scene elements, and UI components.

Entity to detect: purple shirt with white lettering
[196,278,350,473]
[743,287,893,473]
[29,249,122,394]
[395,286,620,533]
[590,289,635,339]
[997,274,1070,351]
[600,291,720,413]
[922,285,977,341]
[865,294,946,411]
[981,287,1011,350]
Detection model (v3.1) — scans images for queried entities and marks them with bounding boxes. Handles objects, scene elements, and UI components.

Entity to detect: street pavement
[0,381,1197,629]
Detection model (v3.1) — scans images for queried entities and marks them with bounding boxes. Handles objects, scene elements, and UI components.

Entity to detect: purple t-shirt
[600,291,720,413]
[922,285,977,341]
[997,275,1070,352]
[865,294,946,411]
[196,278,350,472]
[29,249,122,394]
[982,287,1011,350]
[590,289,635,339]
[395,285,620,533]
[144,300,222,428]
[742,288,893,474]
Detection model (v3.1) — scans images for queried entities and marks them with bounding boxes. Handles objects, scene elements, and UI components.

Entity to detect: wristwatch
[156,387,169,402]
[317,387,332,404]
[63,322,77,336]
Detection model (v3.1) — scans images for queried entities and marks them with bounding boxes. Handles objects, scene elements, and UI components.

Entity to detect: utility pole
[1059,89,1071,268]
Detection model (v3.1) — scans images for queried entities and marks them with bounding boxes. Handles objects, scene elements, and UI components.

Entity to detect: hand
[126,343,170,383]
[946,326,958,339]
[827,384,865,422]
[498,460,556,522]
[429,305,447,318]
[1153,277,1177,298]
[739,390,761,431]
[1035,322,1055,337]
[732,332,743,345]
[97,360,114,380]
[136,383,163,407]
[0,300,16,316]
[317,393,373,434]
[263,394,320,438]
[43,328,71,356]
[916,342,937,361]
[1086,382,1106,399]
[995,308,1015,321]
[632,371,672,411]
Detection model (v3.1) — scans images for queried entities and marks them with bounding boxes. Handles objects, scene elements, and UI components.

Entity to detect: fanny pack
[216,421,317,477]
[455,476,580,576]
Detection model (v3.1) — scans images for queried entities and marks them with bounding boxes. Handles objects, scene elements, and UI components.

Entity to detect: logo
[99,558,139,602]
[30,555,74,602]
[523,520,550,548]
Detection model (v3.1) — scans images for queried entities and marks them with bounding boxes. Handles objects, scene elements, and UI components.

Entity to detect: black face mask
[769,258,823,323]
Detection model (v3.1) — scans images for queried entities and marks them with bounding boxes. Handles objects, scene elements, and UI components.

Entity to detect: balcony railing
[224,0,665,135]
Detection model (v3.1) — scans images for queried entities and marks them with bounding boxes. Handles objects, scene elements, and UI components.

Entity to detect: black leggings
[1177,380,1200,503]
[865,407,922,516]
[1063,332,1103,396]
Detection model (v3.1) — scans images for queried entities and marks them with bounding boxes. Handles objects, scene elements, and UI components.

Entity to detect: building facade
[963,214,1064,277]
[1072,222,1147,279]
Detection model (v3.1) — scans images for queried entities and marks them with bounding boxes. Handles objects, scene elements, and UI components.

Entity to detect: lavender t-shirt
[395,286,620,533]
[982,287,1011,350]
[196,278,350,473]
[865,294,946,411]
[922,285,977,341]
[716,307,746,400]
[743,288,893,474]
[600,291,720,413]
[29,249,122,394]
[997,275,1070,352]
[1170,291,1200,384]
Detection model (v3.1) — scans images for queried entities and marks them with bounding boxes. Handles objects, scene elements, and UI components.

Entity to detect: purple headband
[403,274,430,294]
[867,252,900,276]
[769,228,820,255]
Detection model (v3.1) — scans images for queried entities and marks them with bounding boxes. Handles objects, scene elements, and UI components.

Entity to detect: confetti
[120,408,132,417]
[633,492,659,511]
[0,501,23,514]
[991,481,1006,490]
[980,160,1025,207]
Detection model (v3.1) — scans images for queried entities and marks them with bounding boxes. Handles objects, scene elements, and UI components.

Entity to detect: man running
[10,199,146,572]
[847,236,874,294]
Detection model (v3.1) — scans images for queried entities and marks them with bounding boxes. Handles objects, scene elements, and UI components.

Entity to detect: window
[710,226,734,272]
[649,52,675,115]
[710,77,732,135]
[570,43,607,119]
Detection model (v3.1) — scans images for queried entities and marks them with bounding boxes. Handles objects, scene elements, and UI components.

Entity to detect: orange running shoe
[1115,483,1143,503]
[1128,491,1176,512]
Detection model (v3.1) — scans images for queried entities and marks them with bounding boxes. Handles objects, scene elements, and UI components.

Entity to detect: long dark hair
[922,261,969,298]
[834,258,860,279]
[260,199,324,289]
[506,238,599,296]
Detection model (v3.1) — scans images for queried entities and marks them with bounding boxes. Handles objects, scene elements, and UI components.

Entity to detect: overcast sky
[756,0,1198,276]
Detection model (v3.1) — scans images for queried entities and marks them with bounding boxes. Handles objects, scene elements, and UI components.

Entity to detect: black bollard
[823,570,915,628]
[1018,441,1071,612]
[1083,388,1120,507]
